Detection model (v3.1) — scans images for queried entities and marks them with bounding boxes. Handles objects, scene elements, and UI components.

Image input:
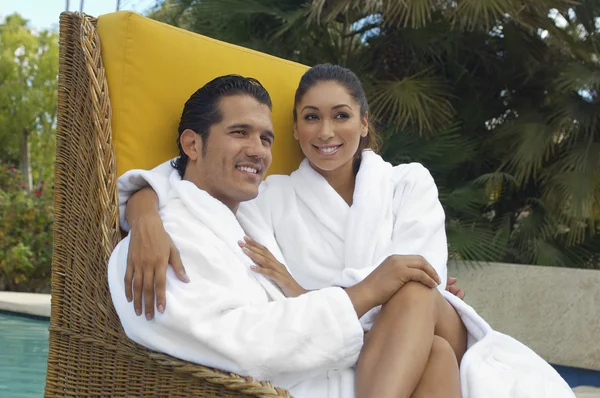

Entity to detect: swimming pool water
[0,310,598,396]
[0,312,49,398]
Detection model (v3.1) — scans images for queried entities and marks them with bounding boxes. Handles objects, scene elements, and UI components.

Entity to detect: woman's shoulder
[391,162,435,184]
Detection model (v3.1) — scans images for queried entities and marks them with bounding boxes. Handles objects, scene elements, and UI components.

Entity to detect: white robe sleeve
[333,163,448,291]
[117,160,175,231]
[388,163,448,289]
[109,226,364,386]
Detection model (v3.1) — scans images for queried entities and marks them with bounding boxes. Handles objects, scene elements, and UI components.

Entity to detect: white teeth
[318,146,339,153]
[238,166,258,174]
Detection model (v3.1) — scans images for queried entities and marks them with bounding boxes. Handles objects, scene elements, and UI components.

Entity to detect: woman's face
[294,81,368,175]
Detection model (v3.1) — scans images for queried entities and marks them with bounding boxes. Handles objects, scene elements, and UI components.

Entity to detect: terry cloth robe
[117,153,575,398]
[108,170,364,398]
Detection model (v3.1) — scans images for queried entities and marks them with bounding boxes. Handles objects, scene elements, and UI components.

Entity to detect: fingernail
[238,240,245,247]
[242,247,250,253]
[135,308,141,316]
[146,313,153,320]
[182,274,190,283]
[250,265,257,271]
[157,304,164,313]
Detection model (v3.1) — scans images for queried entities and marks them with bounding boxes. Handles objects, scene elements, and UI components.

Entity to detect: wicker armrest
[45,12,290,397]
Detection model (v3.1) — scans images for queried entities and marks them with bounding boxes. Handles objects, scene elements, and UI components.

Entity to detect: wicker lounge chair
[44,11,295,397]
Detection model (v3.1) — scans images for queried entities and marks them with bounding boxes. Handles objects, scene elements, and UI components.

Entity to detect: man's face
[188,95,274,211]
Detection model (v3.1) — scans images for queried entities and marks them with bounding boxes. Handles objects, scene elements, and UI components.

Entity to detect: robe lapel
[171,172,285,301]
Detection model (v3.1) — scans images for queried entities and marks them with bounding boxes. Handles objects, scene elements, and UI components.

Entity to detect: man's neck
[183,172,239,214]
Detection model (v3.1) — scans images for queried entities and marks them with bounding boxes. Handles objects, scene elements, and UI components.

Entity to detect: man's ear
[180,129,200,160]
[361,112,369,138]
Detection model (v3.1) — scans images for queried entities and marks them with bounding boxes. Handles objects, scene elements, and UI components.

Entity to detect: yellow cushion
[97,11,307,178]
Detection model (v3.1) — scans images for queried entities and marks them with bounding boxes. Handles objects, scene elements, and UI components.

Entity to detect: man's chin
[236,186,260,203]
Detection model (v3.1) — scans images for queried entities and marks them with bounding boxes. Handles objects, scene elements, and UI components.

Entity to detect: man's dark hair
[172,75,272,177]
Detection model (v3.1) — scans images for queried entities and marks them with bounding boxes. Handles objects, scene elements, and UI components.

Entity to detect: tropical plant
[0,162,53,292]
[0,14,59,192]
[147,0,600,268]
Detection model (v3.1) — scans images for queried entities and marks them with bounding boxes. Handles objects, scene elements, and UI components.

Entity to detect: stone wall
[448,262,600,371]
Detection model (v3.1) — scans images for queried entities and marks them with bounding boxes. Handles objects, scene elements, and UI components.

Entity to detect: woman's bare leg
[412,336,461,398]
[355,282,467,398]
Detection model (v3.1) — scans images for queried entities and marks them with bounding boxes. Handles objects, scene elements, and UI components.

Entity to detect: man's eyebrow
[226,123,252,131]
[227,123,274,140]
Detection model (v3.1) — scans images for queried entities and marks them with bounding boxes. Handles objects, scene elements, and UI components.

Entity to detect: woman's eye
[304,114,319,121]
[335,113,349,119]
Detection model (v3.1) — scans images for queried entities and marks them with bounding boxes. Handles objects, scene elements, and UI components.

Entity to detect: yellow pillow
[97,11,307,178]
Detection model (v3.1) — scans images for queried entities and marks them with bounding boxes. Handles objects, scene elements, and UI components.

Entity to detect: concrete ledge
[575,386,600,398]
[448,262,600,372]
[0,292,51,318]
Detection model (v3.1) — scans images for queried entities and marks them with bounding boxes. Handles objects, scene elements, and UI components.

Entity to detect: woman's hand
[239,236,307,298]
[446,277,465,299]
[125,212,189,320]
[345,255,441,318]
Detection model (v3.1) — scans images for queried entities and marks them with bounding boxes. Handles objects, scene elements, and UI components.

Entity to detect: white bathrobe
[108,171,364,398]
[118,153,575,398]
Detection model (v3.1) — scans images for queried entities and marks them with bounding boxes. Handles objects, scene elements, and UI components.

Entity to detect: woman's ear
[293,123,299,140]
[180,129,200,160]
[361,112,369,137]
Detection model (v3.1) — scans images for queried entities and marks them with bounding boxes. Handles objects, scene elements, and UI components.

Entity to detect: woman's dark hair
[293,64,380,158]
[172,75,272,177]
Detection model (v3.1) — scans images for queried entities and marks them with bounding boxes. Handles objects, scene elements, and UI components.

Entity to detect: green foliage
[147,0,600,268]
[0,14,59,190]
[0,162,53,292]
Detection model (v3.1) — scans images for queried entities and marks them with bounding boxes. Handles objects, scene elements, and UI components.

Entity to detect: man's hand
[446,277,465,299]
[239,236,307,298]
[125,213,189,320]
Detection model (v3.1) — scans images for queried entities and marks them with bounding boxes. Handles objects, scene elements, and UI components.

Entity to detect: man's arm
[109,234,365,384]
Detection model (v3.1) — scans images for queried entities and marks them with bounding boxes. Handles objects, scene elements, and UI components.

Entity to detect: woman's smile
[313,144,343,156]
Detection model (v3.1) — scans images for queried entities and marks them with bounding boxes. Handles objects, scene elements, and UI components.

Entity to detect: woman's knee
[385,281,438,310]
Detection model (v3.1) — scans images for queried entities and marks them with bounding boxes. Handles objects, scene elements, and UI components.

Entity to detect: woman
[120,65,573,397]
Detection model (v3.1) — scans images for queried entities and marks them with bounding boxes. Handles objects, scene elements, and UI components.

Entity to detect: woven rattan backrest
[45,12,290,397]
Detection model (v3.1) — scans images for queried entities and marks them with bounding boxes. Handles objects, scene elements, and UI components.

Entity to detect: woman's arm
[332,163,462,297]
[117,161,188,319]
[125,188,189,320]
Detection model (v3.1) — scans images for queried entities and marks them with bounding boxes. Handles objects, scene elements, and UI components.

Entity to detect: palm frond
[495,114,556,183]
[370,70,455,135]
[473,171,519,201]
[555,62,600,93]
[440,185,488,217]
[380,124,475,169]
[450,0,521,31]
[446,219,508,261]
[381,0,436,29]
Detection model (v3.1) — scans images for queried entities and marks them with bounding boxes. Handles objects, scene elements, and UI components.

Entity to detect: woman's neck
[310,158,357,206]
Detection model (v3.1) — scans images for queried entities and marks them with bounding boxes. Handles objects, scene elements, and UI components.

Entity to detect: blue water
[0,310,598,395]
[0,312,49,398]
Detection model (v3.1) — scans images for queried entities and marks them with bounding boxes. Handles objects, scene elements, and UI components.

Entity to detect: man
[108,75,451,397]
